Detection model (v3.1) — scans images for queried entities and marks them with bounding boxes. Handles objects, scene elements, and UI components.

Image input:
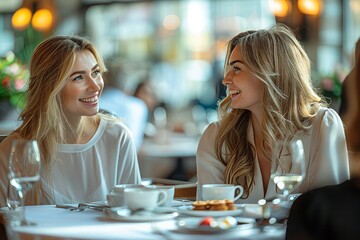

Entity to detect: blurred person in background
[196,24,349,203]
[100,69,148,150]
[133,80,168,139]
[339,38,360,177]
[133,80,159,115]
[0,35,141,206]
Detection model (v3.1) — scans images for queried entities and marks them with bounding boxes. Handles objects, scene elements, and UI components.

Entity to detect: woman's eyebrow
[69,64,99,77]
[229,60,243,66]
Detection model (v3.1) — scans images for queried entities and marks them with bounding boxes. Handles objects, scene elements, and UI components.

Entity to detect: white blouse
[196,107,350,204]
[0,117,142,206]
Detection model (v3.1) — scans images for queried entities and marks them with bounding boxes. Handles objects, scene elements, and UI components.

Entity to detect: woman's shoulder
[202,121,221,137]
[0,132,21,159]
[198,121,221,146]
[99,116,133,140]
[316,107,341,121]
[314,107,342,125]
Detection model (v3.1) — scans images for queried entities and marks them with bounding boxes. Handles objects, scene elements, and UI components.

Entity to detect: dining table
[4,201,286,240]
[138,132,199,181]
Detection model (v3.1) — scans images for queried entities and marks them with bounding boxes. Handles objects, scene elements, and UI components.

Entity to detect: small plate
[178,205,243,217]
[103,207,179,222]
[177,217,238,233]
[243,203,291,219]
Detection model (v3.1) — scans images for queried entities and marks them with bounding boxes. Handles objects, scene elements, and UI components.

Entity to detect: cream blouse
[0,117,141,206]
[196,107,350,204]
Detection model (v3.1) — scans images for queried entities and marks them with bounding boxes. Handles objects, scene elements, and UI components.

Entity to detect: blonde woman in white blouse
[0,36,141,206]
[196,24,350,204]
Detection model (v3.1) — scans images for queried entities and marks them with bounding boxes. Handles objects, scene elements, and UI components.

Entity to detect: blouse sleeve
[108,121,142,185]
[196,122,226,200]
[307,108,350,189]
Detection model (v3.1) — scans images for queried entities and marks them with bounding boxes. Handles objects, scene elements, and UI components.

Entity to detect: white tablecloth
[6,205,285,240]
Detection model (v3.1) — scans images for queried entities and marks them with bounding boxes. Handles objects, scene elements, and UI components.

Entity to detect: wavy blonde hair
[15,36,107,203]
[216,24,324,198]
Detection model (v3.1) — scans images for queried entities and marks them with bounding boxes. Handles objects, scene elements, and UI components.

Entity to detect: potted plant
[0,51,29,120]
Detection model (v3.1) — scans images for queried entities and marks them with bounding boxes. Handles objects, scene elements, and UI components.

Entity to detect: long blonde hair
[216,24,324,198]
[16,36,107,203]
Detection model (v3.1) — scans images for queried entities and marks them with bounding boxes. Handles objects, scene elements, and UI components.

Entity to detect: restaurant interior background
[1,0,360,181]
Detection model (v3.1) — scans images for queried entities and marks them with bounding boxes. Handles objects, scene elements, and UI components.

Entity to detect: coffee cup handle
[233,186,244,201]
[157,190,168,206]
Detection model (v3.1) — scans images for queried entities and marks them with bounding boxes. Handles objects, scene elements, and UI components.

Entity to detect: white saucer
[103,207,179,222]
[178,205,243,217]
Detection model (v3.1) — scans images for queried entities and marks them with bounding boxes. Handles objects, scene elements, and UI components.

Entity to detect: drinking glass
[253,139,305,231]
[6,182,24,227]
[8,139,41,226]
[270,139,305,201]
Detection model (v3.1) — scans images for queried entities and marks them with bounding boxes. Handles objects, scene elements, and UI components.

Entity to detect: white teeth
[80,96,98,103]
[229,90,240,95]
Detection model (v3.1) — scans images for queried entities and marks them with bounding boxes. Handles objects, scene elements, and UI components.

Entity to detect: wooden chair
[142,178,197,200]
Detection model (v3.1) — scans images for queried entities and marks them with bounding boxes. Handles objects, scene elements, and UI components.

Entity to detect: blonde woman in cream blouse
[0,36,141,206]
[196,24,350,204]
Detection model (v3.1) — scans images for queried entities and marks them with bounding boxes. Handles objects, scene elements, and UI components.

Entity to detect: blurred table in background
[0,120,21,136]
[138,131,199,181]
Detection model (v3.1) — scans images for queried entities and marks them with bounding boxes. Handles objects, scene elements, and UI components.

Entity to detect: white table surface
[7,204,286,240]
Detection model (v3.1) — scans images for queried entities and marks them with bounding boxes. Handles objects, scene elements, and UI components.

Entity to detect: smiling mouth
[229,90,241,96]
[79,96,98,103]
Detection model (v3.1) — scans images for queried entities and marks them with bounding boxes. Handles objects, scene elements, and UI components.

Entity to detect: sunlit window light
[184,1,209,33]
[269,0,290,17]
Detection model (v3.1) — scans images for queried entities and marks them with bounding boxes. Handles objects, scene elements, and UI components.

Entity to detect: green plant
[312,66,346,105]
[0,51,29,109]
[318,70,344,104]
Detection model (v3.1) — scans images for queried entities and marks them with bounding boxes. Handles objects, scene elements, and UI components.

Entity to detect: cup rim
[203,184,236,188]
[124,188,162,193]
[145,185,175,190]
[113,184,143,188]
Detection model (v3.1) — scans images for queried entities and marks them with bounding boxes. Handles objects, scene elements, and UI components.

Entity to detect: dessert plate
[177,217,239,233]
[177,205,243,217]
[103,207,179,222]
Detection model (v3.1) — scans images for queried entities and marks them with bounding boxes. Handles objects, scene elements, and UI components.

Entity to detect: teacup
[123,188,168,210]
[202,184,244,201]
[145,185,174,207]
[107,184,144,207]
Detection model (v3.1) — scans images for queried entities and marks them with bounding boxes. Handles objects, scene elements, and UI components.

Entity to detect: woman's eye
[73,75,83,81]
[233,65,241,71]
[92,69,101,77]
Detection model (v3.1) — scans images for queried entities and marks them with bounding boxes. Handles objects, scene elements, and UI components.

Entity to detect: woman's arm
[111,121,142,185]
[307,108,350,189]
[196,122,226,200]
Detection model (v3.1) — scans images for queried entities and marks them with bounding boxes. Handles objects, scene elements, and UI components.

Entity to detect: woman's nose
[87,77,101,91]
[222,71,232,85]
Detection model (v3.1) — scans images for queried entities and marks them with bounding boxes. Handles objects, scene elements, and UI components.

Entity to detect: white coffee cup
[124,188,168,210]
[107,184,144,207]
[202,184,244,201]
[145,185,174,207]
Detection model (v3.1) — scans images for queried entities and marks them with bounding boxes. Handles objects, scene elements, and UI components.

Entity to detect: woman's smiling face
[60,50,103,120]
[222,45,264,113]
